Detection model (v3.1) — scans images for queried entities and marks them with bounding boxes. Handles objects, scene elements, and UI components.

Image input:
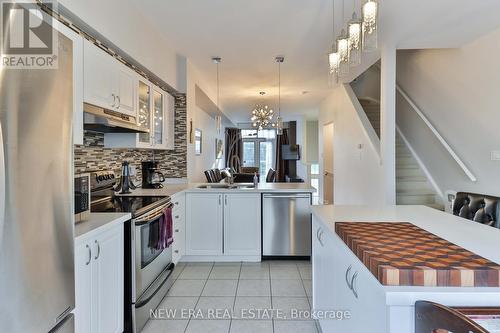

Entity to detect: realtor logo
[1,1,58,68]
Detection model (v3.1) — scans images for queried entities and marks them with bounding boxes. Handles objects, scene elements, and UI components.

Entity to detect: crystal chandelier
[348,12,362,66]
[251,92,275,130]
[362,0,378,52]
[336,29,349,76]
[328,0,340,83]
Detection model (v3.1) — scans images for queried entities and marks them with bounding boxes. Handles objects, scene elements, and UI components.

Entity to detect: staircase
[358,98,444,210]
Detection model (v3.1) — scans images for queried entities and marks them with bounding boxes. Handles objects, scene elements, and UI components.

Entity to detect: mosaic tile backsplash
[74,94,187,180]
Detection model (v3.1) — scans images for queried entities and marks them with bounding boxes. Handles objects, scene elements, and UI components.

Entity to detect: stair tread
[397,189,436,195]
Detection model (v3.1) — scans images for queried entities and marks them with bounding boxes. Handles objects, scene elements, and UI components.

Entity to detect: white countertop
[311,205,500,265]
[116,182,316,197]
[75,213,131,241]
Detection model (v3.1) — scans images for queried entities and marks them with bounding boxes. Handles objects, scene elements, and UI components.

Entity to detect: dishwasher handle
[263,194,311,199]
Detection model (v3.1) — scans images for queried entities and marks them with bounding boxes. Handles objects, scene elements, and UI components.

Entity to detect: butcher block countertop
[335,222,500,287]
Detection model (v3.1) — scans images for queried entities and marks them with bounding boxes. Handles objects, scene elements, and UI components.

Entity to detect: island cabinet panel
[312,217,387,333]
[186,193,223,255]
[223,193,261,256]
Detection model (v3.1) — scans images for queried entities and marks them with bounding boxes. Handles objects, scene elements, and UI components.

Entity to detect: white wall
[318,85,385,205]
[59,0,186,92]
[397,26,500,197]
[186,61,232,182]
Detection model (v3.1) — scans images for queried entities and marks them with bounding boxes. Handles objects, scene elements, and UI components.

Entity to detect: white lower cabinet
[223,193,261,256]
[186,193,223,255]
[75,223,124,333]
[186,192,261,259]
[172,193,186,264]
[312,217,386,333]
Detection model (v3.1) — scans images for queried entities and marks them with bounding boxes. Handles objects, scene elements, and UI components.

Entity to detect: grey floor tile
[202,279,238,296]
[298,266,312,280]
[194,296,235,320]
[209,266,241,279]
[233,296,272,320]
[185,319,231,333]
[156,296,198,319]
[295,260,312,267]
[179,265,213,279]
[242,262,269,268]
[271,279,306,297]
[302,279,312,297]
[214,262,242,267]
[229,320,273,333]
[187,262,215,266]
[168,279,206,297]
[273,320,318,333]
[239,266,269,280]
[237,280,271,297]
[171,263,186,280]
[270,265,301,279]
[272,297,311,320]
[141,318,189,333]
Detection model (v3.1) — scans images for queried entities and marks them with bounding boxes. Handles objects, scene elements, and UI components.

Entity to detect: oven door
[134,204,172,300]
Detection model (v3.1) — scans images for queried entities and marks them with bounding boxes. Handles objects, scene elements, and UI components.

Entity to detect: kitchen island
[311,205,500,333]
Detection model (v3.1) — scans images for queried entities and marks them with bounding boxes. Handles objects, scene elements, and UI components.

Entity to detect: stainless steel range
[90,170,175,333]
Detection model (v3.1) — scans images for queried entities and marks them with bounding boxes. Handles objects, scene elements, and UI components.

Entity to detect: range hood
[83,103,149,133]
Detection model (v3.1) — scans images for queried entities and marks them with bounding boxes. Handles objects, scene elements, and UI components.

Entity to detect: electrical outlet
[491,151,500,161]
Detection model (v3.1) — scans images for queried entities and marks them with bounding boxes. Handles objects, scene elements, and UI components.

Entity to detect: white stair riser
[397,168,425,177]
[396,180,432,191]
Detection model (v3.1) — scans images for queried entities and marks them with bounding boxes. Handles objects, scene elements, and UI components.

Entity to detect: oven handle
[135,262,175,308]
[134,203,173,226]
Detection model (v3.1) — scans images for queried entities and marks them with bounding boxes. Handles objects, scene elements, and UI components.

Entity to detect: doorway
[323,123,334,204]
[241,129,276,178]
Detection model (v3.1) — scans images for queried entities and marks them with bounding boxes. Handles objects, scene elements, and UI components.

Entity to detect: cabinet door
[152,88,165,147]
[93,225,124,333]
[137,80,152,147]
[83,40,115,110]
[116,66,136,116]
[75,241,93,333]
[223,193,261,255]
[186,193,223,255]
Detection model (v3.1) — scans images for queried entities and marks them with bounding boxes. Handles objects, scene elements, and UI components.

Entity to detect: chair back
[415,301,489,333]
[266,168,276,183]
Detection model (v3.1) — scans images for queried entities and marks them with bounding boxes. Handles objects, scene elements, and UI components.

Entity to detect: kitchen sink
[196,184,255,190]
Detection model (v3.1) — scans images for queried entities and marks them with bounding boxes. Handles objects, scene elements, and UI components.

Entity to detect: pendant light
[362,0,378,52]
[251,92,274,130]
[212,57,222,134]
[336,0,349,76]
[328,0,339,82]
[275,56,284,135]
[348,0,362,66]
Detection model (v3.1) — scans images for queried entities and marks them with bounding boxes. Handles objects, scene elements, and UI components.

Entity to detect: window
[309,163,320,205]
[241,128,277,178]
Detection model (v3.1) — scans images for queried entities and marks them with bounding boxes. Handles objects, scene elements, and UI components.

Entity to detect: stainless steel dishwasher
[262,193,312,257]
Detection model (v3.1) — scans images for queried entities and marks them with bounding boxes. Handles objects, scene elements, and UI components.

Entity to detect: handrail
[396,85,477,182]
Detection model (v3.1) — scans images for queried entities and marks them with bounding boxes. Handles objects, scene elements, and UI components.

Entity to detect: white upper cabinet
[83,40,136,117]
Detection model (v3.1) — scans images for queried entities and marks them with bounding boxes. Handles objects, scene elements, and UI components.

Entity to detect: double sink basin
[196,183,255,190]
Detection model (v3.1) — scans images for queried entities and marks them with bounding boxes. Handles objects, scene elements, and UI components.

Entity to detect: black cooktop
[91,196,169,218]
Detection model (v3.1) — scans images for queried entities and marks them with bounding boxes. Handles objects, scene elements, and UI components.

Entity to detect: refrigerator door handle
[0,122,5,245]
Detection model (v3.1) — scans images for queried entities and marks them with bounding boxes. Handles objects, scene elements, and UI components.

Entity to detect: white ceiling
[134,0,500,122]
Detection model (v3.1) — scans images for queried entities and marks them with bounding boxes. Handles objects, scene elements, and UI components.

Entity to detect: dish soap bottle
[253,172,259,187]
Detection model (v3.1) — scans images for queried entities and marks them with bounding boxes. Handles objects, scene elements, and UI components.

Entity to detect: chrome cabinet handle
[351,271,359,298]
[85,244,91,265]
[317,229,325,247]
[218,195,221,205]
[224,195,228,205]
[175,215,179,219]
[111,93,116,107]
[174,250,179,254]
[94,240,100,260]
[116,95,121,109]
[345,265,353,290]
[175,229,179,233]
[174,201,179,205]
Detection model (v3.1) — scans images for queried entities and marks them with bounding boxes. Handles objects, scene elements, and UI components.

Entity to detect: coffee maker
[141,161,165,189]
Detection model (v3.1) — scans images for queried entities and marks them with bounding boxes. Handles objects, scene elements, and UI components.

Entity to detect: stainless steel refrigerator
[0,29,75,332]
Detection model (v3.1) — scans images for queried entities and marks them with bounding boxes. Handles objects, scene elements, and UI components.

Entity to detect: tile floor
[142,260,317,333]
